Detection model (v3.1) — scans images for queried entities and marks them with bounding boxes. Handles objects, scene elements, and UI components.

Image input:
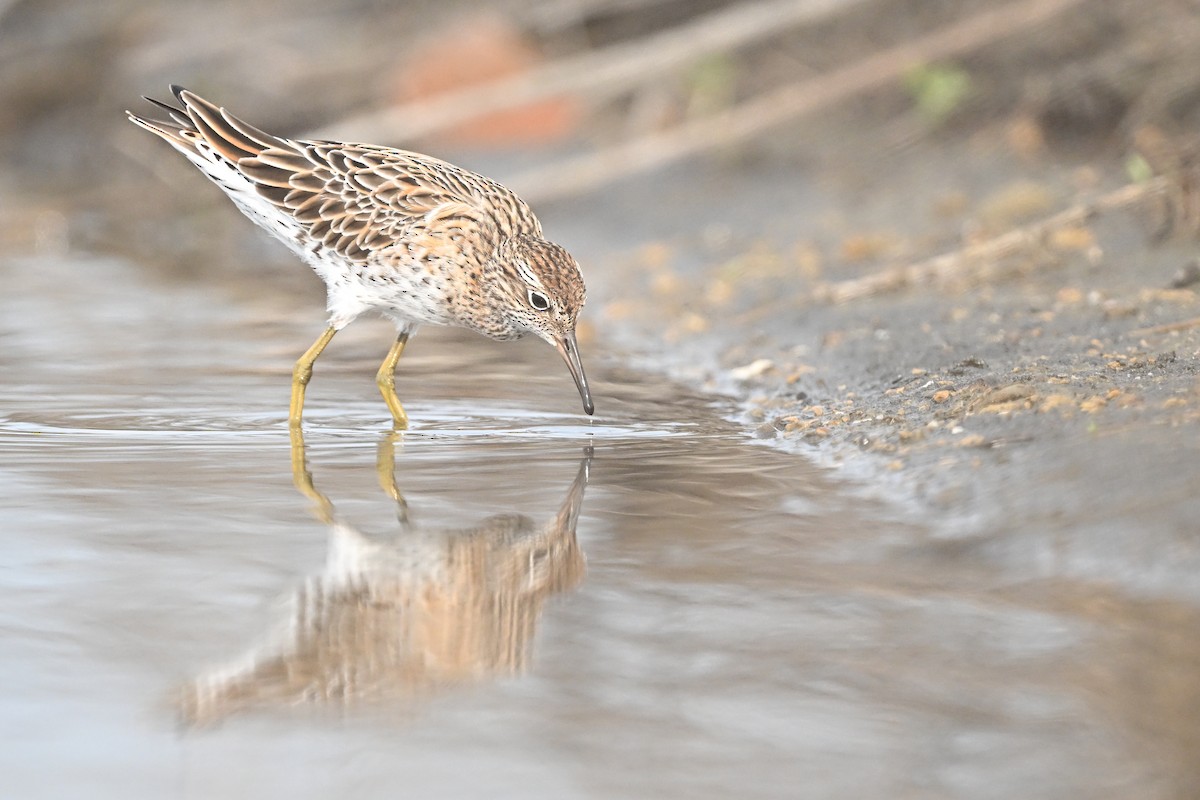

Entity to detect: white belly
[308,248,459,331]
[182,143,460,332]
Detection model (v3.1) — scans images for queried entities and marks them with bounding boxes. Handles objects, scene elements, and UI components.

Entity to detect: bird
[127,86,593,429]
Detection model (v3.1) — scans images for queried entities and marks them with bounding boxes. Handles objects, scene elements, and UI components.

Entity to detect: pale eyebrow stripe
[515,261,544,288]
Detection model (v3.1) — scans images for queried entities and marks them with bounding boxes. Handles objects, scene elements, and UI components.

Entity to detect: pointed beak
[555,330,594,415]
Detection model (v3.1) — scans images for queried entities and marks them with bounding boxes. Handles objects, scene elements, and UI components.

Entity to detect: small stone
[1169,260,1200,290]
[730,358,774,381]
[1056,286,1084,305]
[975,383,1036,410]
[754,423,778,439]
[1040,393,1076,413]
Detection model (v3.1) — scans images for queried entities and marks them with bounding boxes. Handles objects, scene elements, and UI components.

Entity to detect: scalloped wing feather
[130,88,541,266]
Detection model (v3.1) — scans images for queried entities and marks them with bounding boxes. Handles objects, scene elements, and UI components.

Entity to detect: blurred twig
[1130,316,1200,338]
[812,176,1172,304]
[509,0,1088,203]
[527,0,684,32]
[313,0,863,144]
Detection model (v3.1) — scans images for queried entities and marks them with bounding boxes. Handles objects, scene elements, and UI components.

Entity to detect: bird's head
[480,235,593,415]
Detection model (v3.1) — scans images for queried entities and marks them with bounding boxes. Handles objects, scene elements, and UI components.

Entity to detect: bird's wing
[131,87,511,264]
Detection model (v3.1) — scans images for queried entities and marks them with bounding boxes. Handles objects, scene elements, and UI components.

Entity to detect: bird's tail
[126,84,285,163]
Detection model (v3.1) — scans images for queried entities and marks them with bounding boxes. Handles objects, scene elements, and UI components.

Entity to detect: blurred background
[3,2,1200,797]
[6,0,1200,276]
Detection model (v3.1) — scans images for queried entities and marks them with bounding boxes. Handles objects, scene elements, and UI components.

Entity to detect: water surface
[1,256,1196,799]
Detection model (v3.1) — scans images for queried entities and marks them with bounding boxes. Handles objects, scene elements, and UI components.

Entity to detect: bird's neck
[456,266,522,341]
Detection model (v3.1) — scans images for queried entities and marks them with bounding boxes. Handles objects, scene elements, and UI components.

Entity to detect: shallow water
[2,256,1198,799]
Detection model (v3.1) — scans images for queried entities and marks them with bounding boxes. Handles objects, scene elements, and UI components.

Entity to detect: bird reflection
[179,431,591,727]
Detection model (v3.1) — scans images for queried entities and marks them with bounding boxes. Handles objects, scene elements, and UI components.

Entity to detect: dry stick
[313,0,863,144]
[1129,316,1200,338]
[509,0,1087,204]
[811,177,1173,304]
[529,0,696,32]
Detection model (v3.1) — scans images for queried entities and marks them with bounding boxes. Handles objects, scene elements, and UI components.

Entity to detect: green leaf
[1124,152,1154,183]
[904,63,971,124]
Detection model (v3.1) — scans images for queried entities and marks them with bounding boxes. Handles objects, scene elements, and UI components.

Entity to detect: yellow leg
[290,326,337,428]
[376,431,410,524]
[375,332,410,429]
[288,425,334,523]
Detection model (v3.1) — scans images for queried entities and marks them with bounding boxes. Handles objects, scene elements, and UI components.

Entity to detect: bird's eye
[527,290,551,311]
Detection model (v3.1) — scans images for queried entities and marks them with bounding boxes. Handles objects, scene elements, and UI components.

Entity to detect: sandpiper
[128,86,593,428]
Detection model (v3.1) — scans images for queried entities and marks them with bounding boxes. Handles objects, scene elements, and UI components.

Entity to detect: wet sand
[544,128,1200,552]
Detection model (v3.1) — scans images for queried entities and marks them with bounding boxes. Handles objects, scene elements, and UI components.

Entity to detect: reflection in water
[179,432,591,726]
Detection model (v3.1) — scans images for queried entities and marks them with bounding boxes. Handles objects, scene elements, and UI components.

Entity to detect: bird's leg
[375,431,411,526]
[288,425,334,523]
[375,332,410,429]
[290,326,338,428]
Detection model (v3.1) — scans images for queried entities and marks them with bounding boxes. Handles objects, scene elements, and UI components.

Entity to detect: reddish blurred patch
[390,14,580,147]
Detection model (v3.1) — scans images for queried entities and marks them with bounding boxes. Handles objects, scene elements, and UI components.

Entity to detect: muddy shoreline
[545,121,1200,550]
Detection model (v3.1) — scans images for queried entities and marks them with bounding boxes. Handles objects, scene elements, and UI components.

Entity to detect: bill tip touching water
[127,85,593,427]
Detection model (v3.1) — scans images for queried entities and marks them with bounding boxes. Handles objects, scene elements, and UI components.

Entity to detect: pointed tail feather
[126,108,201,155]
[129,86,299,165]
